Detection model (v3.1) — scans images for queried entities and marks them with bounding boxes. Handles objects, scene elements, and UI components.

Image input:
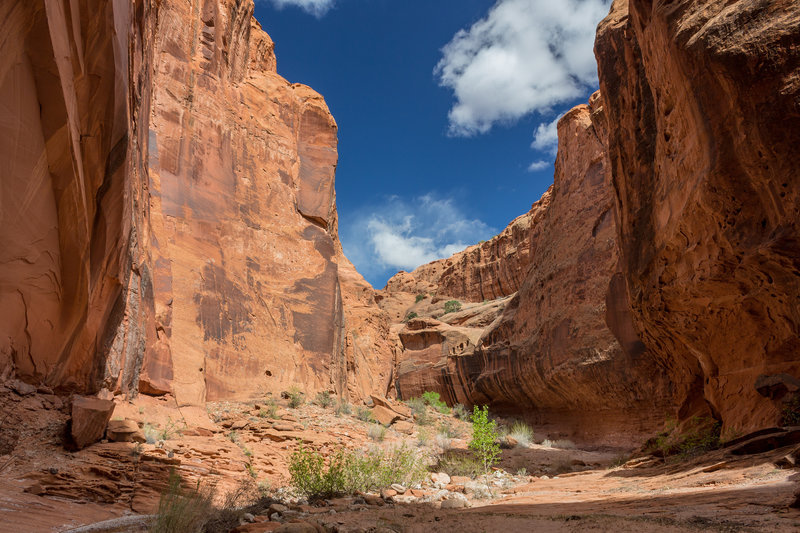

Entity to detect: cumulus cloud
[266,0,334,17]
[527,160,549,172]
[435,0,610,136]
[341,194,496,281]
[531,114,562,153]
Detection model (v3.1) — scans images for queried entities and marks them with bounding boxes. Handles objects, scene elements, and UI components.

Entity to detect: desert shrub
[150,471,215,533]
[355,406,373,422]
[289,444,426,500]
[443,300,462,314]
[228,430,239,443]
[435,433,452,451]
[417,427,431,447]
[437,421,459,439]
[421,391,450,414]
[643,416,720,458]
[315,391,334,409]
[335,400,352,416]
[452,403,469,420]
[287,387,305,408]
[508,421,534,448]
[407,397,426,416]
[415,294,426,303]
[433,450,482,479]
[782,396,800,426]
[367,423,387,442]
[677,418,721,456]
[257,398,280,419]
[404,311,418,322]
[469,405,501,473]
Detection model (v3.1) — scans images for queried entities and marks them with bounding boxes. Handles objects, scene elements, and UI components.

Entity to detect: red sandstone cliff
[595,0,800,434]
[0,0,394,404]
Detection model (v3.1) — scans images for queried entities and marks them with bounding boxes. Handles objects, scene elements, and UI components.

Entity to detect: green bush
[469,405,501,473]
[150,471,215,533]
[782,396,800,426]
[315,391,334,409]
[421,391,450,414]
[289,444,426,500]
[404,311,418,322]
[443,300,462,314]
[415,294,426,303]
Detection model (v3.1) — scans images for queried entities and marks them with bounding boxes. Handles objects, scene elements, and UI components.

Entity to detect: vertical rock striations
[0,0,158,394]
[596,0,800,433]
[0,0,394,404]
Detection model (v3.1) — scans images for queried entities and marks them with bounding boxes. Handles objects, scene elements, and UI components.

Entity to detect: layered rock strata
[596,0,800,433]
[0,0,393,404]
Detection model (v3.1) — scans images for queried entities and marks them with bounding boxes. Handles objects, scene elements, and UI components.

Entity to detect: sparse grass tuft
[335,400,352,417]
[415,294,426,303]
[541,438,576,450]
[452,403,469,420]
[433,450,482,479]
[508,421,534,447]
[150,471,215,533]
[355,406,373,423]
[315,391,334,409]
[404,311,418,322]
[367,423,387,442]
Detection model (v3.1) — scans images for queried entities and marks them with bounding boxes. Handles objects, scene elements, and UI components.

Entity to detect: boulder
[106,419,146,443]
[70,396,115,449]
[370,405,401,426]
[370,395,411,418]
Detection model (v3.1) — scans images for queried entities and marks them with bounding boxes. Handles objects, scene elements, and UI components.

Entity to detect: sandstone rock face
[0,0,394,404]
[388,99,674,444]
[596,0,800,433]
[0,0,158,394]
[383,195,551,304]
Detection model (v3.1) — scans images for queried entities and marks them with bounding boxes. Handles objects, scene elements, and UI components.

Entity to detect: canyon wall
[384,96,674,444]
[0,0,158,393]
[0,0,394,404]
[596,0,800,433]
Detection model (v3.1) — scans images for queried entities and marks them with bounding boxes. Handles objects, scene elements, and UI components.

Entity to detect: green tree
[469,405,501,473]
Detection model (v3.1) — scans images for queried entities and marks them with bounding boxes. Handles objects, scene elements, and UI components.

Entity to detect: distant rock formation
[382,97,674,445]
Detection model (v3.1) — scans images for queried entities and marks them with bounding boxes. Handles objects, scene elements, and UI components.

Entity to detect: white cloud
[527,160,549,172]
[435,0,610,136]
[266,0,334,17]
[531,114,562,153]
[341,194,496,279]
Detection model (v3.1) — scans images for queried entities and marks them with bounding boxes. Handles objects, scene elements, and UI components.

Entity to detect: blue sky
[253,0,611,288]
